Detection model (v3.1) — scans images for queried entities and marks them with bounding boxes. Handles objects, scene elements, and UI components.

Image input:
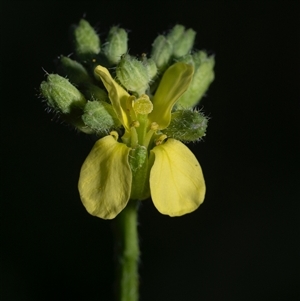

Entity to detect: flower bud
[175,53,194,65]
[116,54,150,95]
[72,19,100,60]
[162,109,208,142]
[176,51,215,108]
[167,24,185,44]
[82,83,109,103]
[142,56,158,82]
[172,29,196,58]
[82,100,121,134]
[40,74,86,114]
[151,35,172,70]
[166,24,196,58]
[103,26,128,65]
[58,56,92,85]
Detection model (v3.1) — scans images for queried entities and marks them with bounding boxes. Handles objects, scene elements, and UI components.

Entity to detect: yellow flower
[78,63,205,219]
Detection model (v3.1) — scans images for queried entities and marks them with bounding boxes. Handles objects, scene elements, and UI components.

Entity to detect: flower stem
[113,200,140,301]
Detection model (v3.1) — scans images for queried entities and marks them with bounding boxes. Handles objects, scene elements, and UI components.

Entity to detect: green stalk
[113,200,140,301]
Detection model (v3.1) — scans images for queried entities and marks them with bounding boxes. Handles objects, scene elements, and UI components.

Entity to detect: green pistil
[135,114,148,147]
[130,125,139,148]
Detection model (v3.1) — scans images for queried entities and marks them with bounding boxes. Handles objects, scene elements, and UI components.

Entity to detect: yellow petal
[150,138,205,216]
[94,65,131,131]
[78,135,132,219]
[148,62,194,130]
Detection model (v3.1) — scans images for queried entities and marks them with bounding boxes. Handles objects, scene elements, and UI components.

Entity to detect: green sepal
[162,109,208,142]
[151,35,172,70]
[71,19,100,60]
[166,24,185,44]
[167,25,196,58]
[175,53,194,65]
[173,29,196,58]
[82,100,121,134]
[81,83,109,103]
[103,26,128,65]
[142,57,158,82]
[58,56,92,85]
[116,54,150,96]
[40,74,86,114]
[62,112,94,134]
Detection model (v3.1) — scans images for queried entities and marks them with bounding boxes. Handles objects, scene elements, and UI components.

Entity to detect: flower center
[126,94,163,150]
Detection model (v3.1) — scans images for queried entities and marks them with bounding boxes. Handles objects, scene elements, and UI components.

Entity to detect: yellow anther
[110,131,119,140]
[155,134,168,145]
[131,120,140,128]
[150,122,159,131]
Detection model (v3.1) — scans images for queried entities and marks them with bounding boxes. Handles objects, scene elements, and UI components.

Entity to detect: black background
[1,2,299,300]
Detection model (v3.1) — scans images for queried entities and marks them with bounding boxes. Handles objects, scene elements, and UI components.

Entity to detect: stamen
[155,134,168,145]
[126,95,137,121]
[131,120,140,128]
[110,131,119,140]
[127,95,136,108]
[150,122,159,131]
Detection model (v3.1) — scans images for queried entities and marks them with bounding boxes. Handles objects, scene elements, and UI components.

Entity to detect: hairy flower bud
[82,83,109,103]
[103,26,128,65]
[175,53,194,65]
[72,19,100,60]
[116,54,150,95]
[151,35,172,70]
[58,56,92,85]
[40,74,86,114]
[142,56,158,82]
[176,51,215,108]
[167,24,185,44]
[167,25,196,58]
[162,109,208,142]
[82,100,121,134]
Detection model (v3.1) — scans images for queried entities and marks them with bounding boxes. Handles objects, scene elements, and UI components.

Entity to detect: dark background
[1,2,299,300]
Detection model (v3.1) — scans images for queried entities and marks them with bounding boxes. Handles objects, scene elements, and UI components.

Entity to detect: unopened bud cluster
[40,19,214,141]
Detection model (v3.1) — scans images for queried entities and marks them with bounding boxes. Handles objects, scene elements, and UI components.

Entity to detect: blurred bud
[82,83,109,103]
[116,54,150,95]
[167,24,185,44]
[176,51,215,108]
[151,35,172,70]
[141,54,158,81]
[167,25,196,58]
[82,100,121,134]
[103,26,128,65]
[72,19,100,60]
[58,56,92,84]
[40,74,86,114]
[172,28,196,58]
[175,53,194,65]
[162,109,208,142]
